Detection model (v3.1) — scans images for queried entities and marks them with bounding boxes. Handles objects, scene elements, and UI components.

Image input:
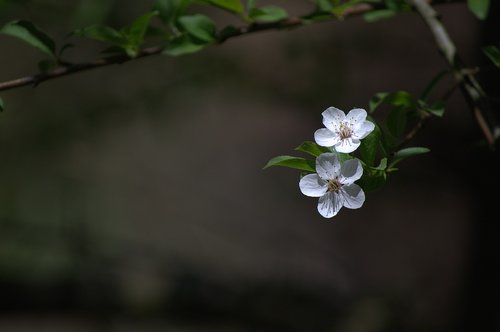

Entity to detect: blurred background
[0,0,499,331]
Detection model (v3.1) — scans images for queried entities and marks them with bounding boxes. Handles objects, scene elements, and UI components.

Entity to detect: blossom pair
[299,107,374,218]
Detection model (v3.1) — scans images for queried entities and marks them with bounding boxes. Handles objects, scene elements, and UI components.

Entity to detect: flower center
[339,123,352,140]
[327,178,342,193]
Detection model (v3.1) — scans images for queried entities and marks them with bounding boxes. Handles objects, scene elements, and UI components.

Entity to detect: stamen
[327,178,342,192]
[339,123,352,139]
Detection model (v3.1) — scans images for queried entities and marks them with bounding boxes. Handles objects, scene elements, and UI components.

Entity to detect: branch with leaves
[0,0,498,218]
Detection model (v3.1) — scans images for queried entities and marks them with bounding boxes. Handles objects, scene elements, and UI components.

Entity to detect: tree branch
[406,0,499,146]
[0,3,380,93]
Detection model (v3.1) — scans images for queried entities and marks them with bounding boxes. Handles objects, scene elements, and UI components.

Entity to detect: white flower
[314,107,375,153]
[299,153,365,218]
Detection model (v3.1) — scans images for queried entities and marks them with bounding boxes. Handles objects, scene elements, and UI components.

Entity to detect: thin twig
[406,0,499,146]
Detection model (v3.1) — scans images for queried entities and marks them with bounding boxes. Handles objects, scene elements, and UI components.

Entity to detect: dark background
[0,1,499,331]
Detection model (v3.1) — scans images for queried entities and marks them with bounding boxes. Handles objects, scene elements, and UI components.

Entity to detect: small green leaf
[249,6,288,23]
[426,101,445,117]
[357,166,386,192]
[420,70,449,101]
[295,141,331,157]
[374,157,387,171]
[0,20,56,58]
[201,0,244,14]
[467,0,490,20]
[123,11,158,49]
[389,147,430,168]
[38,59,57,73]
[363,9,397,22]
[154,0,191,24]
[163,35,208,56]
[178,14,216,43]
[316,0,334,12]
[369,91,417,113]
[386,106,407,138]
[0,97,4,112]
[263,155,315,172]
[73,24,127,45]
[359,122,381,167]
[482,45,500,67]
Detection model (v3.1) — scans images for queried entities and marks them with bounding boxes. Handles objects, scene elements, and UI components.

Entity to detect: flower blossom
[314,107,375,153]
[299,153,365,218]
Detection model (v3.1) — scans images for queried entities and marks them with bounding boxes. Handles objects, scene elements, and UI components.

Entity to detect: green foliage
[357,158,387,192]
[249,6,288,23]
[467,0,490,20]
[294,141,331,157]
[73,11,158,57]
[200,0,244,14]
[389,147,430,168]
[359,123,382,167]
[419,70,449,101]
[386,107,407,138]
[154,0,191,25]
[0,97,4,112]
[178,14,217,43]
[0,20,56,59]
[369,91,416,113]
[263,155,315,172]
[482,45,500,67]
[163,35,207,55]
[363,0,410,22]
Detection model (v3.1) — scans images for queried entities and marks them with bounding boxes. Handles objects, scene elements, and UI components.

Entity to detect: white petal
[316,153,340,180]
[299,174,328,197]
[314,128,339,147]
[334,138,361,153]
[322,107,345,132]
[352,121,375,140]
[344,108,367,125]
[340,158,363,185]
[341,184,365,209]
[317,192,343,218]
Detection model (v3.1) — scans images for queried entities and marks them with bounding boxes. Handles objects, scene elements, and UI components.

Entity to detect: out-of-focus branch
[406,0,499,146]
[0,3,380,93]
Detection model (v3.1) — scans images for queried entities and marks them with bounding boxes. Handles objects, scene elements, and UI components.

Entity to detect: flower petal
[322,107,345,132]
[344,108,367,125]
[334,138,361,153]
[299,174,328,197]
[341,184,365,209]
[340,158,363,185]
[352,121,375,140]
[316,153,340,180]
[317,191,343,218]
[314,128,340,147]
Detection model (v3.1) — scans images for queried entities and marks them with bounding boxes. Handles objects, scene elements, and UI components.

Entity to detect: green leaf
[363,9,396,22]
[295,141,331,157]
[201,0,244,14]
[426,101,445,117]
[482,45,500,67]
[154,0,191,24]
[389,147,430,168]
[359,122,381,167]
[0,97,4,112]
[263,155,315,172]
[467,0,490,20]
[357,166,386,192]
[0,20,56,58]
[247,0,256,10]
[178,14,216,43]
[369,91,417,113]
[420,70,449,101]
[249,6,288,23]
[38,59,57,73]
[316,0,334,12]
[73,24,127,45]
[122,11,158,49]
[386,106,407,138]
[163,35,207,56]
